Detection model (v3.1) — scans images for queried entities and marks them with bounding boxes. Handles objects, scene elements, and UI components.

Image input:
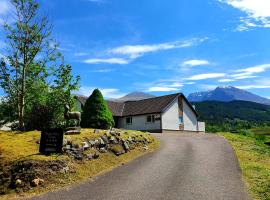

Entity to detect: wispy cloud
[90,68,115,73]
[84,58,129,65]
[219,0,270,31]
[182,59,210,67]
[77,86,126,99]
[185,73,226,81]
[109,37,208,59]
[231,64,270,79]
[146,87,179,92]
[236,78,270,89]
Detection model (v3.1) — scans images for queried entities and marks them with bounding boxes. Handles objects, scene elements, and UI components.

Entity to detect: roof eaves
[160,93,181,113]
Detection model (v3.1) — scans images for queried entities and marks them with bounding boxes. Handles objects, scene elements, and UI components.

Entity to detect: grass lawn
[219,132,270,200]
[0,129,160,200]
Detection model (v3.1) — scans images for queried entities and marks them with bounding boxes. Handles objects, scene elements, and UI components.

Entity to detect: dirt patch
[0,160,69,194]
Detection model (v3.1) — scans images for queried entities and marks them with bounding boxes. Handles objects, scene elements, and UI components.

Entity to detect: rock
[87,152,100,160]
[63,139,68,146]
[109,144,125,156]
[88,140,95,147]
[122,140,130,152]
[61,166,69,173]
[143,146,149,151]
[101,135,109,144]
[93,152,99,159]
[99,147,107,153]
[15,179,22,187]
[95,129,100,133]
[99,138,106,147]
[31,178,44,187]
[94,139,101,147]
[66,145,71,149]
[82,142,90,150]
[109,136,118,144]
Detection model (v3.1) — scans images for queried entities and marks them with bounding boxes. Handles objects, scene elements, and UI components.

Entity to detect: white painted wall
[161,99,179,130]
[182,99,198,131]
[118,114,161,131]
[198,121,205,132]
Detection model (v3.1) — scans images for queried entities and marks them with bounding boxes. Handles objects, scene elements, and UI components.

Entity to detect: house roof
[76,93,198,117]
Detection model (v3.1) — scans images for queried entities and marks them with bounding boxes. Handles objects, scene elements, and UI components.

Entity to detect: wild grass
[0,129,160,200]
[219,132,270,200]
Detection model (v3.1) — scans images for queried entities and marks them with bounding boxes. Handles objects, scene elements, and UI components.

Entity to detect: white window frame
[126,117,132,125]
[146,115,155,123]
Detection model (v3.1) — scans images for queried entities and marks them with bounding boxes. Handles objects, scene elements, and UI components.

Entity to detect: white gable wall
[182,99,198,131]
[118,114,161,131]
[161,98,179,130]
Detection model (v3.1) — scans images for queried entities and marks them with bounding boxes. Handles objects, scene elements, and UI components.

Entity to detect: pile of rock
[62,129,153,160]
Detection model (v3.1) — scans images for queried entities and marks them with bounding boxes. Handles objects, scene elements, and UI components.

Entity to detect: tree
[0,0,80,130]
[81,89,114,129]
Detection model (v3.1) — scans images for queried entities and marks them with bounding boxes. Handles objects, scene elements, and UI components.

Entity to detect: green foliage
[0,0,80,130]
[194,101,270,132]
[81,89,114,129]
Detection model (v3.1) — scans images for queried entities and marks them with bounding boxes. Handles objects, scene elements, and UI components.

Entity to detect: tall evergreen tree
[81,89,114,129]
[0,0,80,130]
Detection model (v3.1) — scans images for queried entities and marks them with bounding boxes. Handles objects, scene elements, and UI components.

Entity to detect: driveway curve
[32,133,250,200]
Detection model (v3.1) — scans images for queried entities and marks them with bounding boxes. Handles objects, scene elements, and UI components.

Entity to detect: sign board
[39,128,64,154]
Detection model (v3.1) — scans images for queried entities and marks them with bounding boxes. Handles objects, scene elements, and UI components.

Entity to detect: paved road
[32,133,250,200]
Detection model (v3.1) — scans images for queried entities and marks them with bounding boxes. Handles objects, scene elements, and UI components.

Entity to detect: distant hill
[114,92,155,102]
[188,86,270,105]
[193,100,270,123]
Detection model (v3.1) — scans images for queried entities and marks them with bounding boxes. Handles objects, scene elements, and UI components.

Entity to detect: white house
[77,93,205,133]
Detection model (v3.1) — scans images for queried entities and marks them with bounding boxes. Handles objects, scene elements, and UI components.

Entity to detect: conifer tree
[81,89,115,129]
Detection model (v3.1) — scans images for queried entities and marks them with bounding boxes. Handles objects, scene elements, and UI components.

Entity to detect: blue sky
[1,0,270,99]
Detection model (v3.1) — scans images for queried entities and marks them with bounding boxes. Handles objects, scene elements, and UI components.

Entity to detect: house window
[146,115,155,123]
[126,117,132,125]
[179,116,183,124]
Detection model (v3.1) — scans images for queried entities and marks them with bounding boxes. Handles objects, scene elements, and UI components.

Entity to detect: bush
[81,89,114,129]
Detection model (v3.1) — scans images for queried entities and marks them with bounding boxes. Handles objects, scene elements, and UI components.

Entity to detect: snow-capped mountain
[188,86,270,105]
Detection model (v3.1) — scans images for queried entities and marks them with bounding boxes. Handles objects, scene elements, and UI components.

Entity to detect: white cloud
[185,73,226,81]
[231,64,270,79]
[84,58,129,65]
[90,68,115,73]
[77,86,126,99]
[109,37,208,59]
[146,87,179,92]
[219,0,270,30]
[182,59,210,67]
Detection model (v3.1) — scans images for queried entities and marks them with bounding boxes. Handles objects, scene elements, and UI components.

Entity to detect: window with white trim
[126,117,132,125]
[146,115,155,123]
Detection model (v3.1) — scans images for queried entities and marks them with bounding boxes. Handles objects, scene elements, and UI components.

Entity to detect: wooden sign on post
[39,128,64,154]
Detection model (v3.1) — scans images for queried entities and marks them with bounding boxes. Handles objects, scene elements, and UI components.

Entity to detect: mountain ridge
[188,86,270,105]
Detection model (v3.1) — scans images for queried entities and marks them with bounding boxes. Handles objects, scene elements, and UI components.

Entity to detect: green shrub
[81,89,114,129]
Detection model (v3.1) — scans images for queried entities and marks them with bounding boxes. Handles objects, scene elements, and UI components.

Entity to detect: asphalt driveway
[31,132,250,200]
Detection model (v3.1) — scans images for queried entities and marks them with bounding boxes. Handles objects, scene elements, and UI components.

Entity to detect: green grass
[219,132,270,200]
[0,129,160,200]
